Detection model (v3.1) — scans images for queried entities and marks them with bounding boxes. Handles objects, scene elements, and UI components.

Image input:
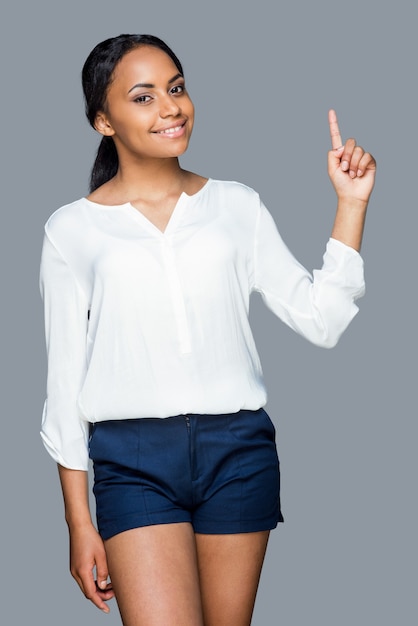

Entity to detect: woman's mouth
[153,121,186,137]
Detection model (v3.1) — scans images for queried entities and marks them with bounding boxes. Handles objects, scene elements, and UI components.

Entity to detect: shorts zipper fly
[184,415,197,482]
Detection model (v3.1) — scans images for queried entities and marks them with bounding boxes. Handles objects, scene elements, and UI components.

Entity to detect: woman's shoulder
[181,171,259,201]
[44,197,90,240]
[206,178,260,201]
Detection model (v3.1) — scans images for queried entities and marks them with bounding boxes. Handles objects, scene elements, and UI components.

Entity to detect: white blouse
[40,179,365,470]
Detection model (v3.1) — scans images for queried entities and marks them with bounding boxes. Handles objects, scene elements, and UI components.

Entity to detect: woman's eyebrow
[128,73,183,94]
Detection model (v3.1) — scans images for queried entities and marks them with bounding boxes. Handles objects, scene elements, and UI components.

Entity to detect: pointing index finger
[328,109,343,150]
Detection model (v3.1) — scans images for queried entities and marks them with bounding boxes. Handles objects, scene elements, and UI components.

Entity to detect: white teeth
[158,125,183,134]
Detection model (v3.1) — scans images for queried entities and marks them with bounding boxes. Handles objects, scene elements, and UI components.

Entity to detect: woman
[40,34,376,625]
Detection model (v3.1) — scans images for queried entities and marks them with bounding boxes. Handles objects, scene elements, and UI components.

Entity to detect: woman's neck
[88,157,189,205]
[114,157,186,197]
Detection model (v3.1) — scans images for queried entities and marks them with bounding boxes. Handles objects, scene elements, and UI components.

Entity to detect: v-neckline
[124,189,188,235]
[84,178,211,236]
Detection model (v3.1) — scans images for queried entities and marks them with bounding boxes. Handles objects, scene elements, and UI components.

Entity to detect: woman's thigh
[104,522,204,626]
[196,530,270,626]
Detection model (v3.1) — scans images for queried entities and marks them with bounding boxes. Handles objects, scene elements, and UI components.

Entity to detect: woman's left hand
[328,109,376,205]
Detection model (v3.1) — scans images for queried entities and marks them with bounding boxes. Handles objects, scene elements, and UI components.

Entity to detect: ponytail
[89,136,118,192]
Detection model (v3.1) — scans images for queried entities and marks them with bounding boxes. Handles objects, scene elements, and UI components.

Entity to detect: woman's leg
[195,530,270,626]
[104,522,204,626]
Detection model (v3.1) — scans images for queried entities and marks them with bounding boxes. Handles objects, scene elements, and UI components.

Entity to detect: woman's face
[96,45,194,161]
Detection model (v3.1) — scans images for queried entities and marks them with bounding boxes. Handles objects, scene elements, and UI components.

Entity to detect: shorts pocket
[227,408,276,444]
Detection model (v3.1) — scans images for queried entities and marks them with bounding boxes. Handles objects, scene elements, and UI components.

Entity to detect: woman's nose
[159,95,181,117]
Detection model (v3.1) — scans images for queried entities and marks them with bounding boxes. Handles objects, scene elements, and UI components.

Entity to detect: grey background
[1,0,416,624]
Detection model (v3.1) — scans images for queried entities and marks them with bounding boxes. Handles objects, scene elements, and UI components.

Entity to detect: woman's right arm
[40,223,114,611]
[58,465,115,612]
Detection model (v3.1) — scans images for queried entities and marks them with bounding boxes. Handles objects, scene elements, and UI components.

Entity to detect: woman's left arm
[328,109,376,251]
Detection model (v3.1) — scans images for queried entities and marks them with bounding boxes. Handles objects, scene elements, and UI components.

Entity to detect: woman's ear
[94,112,115,137]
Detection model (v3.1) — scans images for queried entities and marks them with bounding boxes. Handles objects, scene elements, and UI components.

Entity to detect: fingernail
[341,161,349,172]
[99,580,107,589]
[349,170,356,178]
[357,169,363,177]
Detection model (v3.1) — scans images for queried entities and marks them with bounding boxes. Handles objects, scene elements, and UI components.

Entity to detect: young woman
[40,34,376,625]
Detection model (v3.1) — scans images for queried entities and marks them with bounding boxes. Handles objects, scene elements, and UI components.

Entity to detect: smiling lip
[153,120,187,137]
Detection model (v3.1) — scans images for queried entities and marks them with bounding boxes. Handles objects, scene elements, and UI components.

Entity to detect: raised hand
[328,109,376,205]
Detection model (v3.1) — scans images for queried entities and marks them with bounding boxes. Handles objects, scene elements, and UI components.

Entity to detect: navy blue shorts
[89,409,283,540]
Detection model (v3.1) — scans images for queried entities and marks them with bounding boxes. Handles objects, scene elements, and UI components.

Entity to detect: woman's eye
[171,84,185,95]
[134,95,152,103]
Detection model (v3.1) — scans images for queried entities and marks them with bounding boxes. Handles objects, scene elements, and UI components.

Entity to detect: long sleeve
[40,232,90,470]
[253,201,365,348]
